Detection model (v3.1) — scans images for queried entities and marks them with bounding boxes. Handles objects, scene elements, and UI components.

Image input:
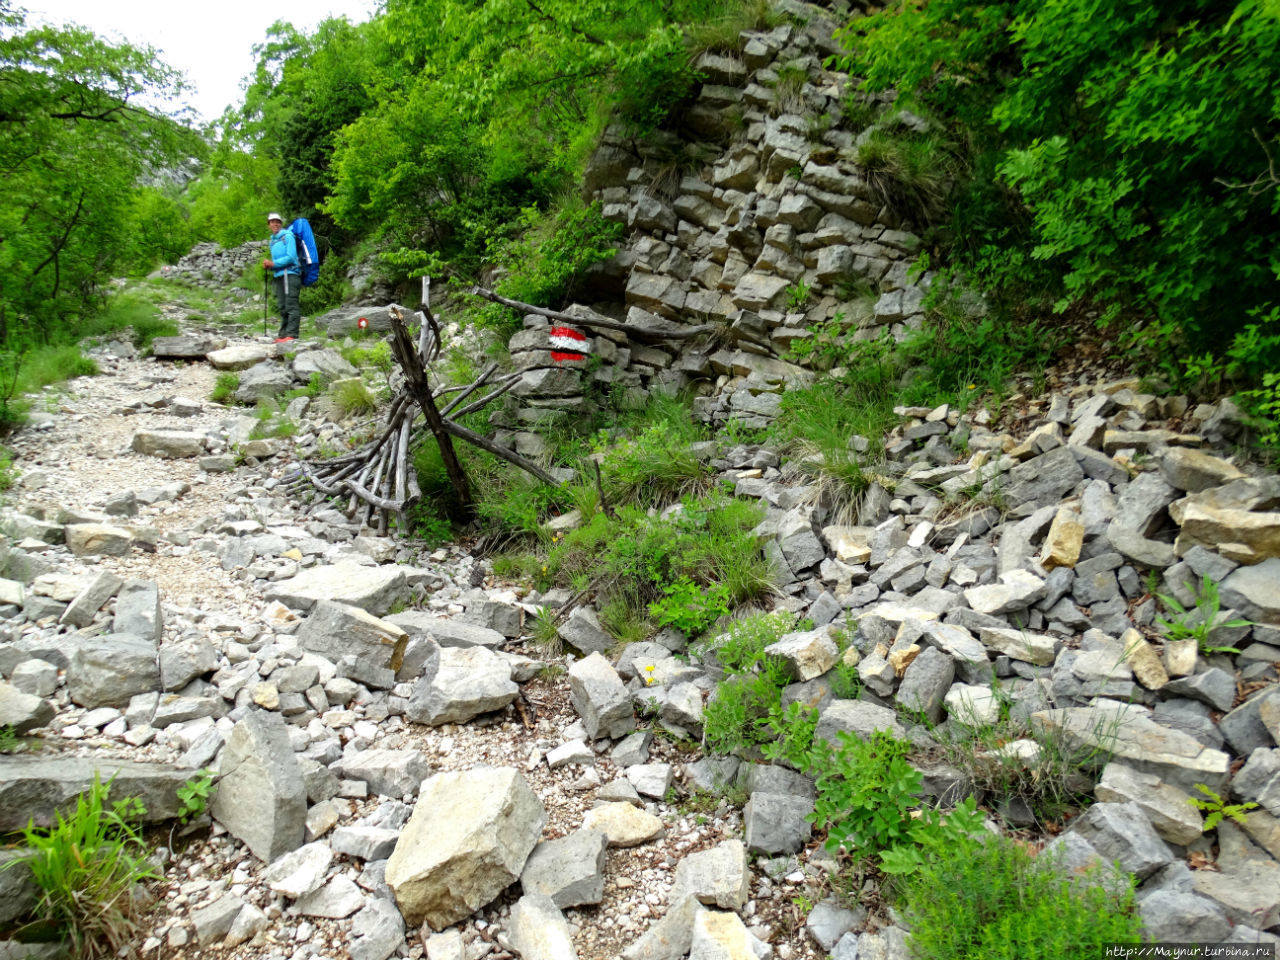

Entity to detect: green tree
[839,0,1280,381]
[0,1,197,348]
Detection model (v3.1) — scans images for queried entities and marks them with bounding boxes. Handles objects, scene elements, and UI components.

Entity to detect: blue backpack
[289,218,321,287]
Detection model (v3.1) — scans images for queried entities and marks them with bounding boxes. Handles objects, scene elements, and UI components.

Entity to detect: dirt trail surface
[1,328,821,960]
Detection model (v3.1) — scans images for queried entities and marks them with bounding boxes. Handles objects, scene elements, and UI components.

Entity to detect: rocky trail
[1,279,1280,960]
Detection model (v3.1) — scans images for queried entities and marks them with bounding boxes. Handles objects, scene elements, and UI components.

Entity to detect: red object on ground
[549,325,589,362]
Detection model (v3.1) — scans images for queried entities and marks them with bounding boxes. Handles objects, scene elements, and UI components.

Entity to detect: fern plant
[1188,783,1258,831]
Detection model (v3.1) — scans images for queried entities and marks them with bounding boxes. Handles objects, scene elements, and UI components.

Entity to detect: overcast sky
[27,0,382,124]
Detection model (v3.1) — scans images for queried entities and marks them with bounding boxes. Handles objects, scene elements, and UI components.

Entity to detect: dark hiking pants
[274,273,301,338]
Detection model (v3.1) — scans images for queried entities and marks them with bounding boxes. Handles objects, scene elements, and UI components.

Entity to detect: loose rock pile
[1,321,1279,960]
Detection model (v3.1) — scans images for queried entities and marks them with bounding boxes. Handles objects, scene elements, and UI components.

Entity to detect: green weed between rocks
[1188,784,1258,832]
[209,372,240,404]
[896,831,1142,960]
[697,611,806,755]
[1156,574,1253,655]
[329,379,378,419]
[176,768,218,824]
[8,776,159,958]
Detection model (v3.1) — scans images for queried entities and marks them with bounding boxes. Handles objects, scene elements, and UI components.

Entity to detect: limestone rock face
[385,766,546,930]
[210,709,307,863]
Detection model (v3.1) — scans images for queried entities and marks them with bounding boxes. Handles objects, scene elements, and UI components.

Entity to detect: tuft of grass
[855,126,960,226]
[0,444,17,492]
[9,775,160,959]
[686,0,781,54]
[770,63,809,116]
[83,292,178,350]
[530,607,563,659]
[329,379,378,418]
[209,372,240,404]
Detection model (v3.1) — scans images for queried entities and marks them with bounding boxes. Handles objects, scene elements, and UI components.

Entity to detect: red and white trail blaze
[549,325,590,362]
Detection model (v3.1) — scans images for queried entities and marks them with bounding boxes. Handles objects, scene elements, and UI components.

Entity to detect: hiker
[263,212,301,343]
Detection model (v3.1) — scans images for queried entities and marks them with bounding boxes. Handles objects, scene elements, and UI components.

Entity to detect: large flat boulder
[0,755,193,830]
[386,766,545,930]
[131,430,207,459]
[265,562,407,616]
[150,334,228,359]
[208,344,271,371]
[67,634,160,708]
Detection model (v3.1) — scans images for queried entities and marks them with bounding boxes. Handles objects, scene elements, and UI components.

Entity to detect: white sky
[26,0,382,124]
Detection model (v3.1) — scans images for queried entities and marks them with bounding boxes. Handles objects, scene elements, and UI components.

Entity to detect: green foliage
[486,199,625,317]
[686,0,781,54]
[697,612,803,754]
[897,832,1142,960]
[1188,783,1259,832]
[547,491,771,617]
[0,723,23,752]
[407,506,454,547]
[85,293,179,351]
[772,728,986,867]
[596,410,712,508]
[838,0,1280,378]
[176,769,217,823]
[649,576,730,638]
[0,5,199,352]
[10,775,159,958]
[784,278,811,312]
[1156,574,1253,655]
[210,372,240,404]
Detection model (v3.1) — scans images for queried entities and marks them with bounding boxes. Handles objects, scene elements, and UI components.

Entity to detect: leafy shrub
[897,832,1142,960]
[649,576,731,638]
[697,612,803,754]
[485,199,625,322]
[771,727,985,869]
[11,775,159,958]
[838,0,1280,379]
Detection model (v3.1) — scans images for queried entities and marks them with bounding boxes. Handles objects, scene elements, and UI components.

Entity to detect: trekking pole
[263,268,269,337]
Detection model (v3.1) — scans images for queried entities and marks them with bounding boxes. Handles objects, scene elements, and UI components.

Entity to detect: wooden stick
[390,306,473,517]
[470,285,774,351]
[440,363,498,416]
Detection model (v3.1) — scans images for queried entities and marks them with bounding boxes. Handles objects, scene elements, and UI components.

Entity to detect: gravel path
[2,317,828,960]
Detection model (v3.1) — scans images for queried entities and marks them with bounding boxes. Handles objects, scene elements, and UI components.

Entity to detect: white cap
[267,212,284,223]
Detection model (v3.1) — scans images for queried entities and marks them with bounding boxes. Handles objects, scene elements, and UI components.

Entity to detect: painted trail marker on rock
[549,325,590,363]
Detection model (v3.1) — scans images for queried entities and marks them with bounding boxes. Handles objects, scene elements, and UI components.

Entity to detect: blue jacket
[269,228,300,277]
